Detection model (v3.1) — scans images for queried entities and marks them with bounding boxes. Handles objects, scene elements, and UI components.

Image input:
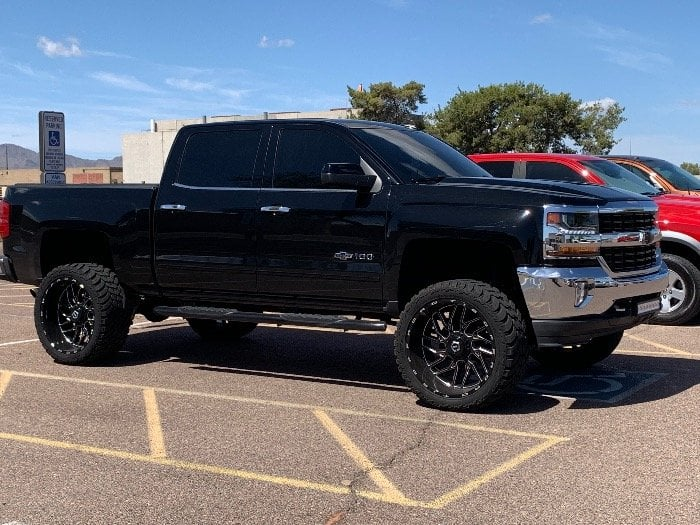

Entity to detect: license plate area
[637,298,661,315]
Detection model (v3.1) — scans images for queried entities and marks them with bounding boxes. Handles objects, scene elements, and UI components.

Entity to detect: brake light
[0,200,9,238]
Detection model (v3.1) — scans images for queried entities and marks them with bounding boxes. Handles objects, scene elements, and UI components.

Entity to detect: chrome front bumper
[518,262,669,320]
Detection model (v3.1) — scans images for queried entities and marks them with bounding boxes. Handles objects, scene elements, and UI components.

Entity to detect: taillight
[0,200,9,238]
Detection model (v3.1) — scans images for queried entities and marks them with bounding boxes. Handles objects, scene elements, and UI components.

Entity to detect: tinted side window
[476,161,515,178]
[273,128,361,189]
[177,129,263,188]
[525,161,581,182]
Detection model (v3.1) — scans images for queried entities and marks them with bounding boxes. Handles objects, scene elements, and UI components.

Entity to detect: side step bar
[152,306,388,332]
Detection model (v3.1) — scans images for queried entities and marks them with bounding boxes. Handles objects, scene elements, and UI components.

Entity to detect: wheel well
[40,230,114,277]
[660,240,700,269]
[398,239,525,311]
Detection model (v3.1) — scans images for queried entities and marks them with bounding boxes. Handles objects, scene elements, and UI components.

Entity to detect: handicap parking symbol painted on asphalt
[519,370,666,403]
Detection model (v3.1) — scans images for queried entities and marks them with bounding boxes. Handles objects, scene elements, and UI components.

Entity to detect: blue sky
[2,0,700,164]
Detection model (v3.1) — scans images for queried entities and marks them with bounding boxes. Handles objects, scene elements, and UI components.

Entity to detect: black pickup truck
[0,119,669,410]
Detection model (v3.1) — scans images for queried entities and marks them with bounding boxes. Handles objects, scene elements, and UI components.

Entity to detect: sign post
[39,111,66,184]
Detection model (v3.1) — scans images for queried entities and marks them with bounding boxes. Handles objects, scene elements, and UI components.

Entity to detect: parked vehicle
[0,121,668,410]
[602,155,700,196]
[470,152,700,325]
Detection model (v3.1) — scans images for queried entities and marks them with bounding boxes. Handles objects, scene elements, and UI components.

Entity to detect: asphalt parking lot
[0,279,698,525]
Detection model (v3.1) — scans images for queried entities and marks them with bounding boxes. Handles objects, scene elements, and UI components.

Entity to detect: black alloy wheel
[395,279,529,410]
[35,263,132,364]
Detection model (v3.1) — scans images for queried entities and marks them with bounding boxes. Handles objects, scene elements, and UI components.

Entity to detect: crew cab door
[256,123,387,304]
[153,124,268,296]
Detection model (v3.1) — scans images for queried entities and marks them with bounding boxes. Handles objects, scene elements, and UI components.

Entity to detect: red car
[469,152,700,325]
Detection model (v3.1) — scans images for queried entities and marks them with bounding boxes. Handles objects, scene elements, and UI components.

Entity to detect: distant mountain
[0,144,122,169]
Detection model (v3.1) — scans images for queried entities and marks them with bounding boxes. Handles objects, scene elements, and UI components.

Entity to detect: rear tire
[186,318,257,341]
[34,263,132,364]
[650,253,700,325]
[530,331,624,370]
[394,279,530,411]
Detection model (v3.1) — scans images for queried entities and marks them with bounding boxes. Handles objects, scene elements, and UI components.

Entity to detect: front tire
[650,253,700,325]
[394,279,529,411]
[530,331,624,370]
[34,263,132,364]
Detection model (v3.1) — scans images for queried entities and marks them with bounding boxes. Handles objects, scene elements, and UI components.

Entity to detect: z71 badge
[334,251,375,261]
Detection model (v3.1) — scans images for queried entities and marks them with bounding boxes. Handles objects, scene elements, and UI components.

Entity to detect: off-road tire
[186,318,257,341]
[650,253,700,325]
[394,279,530,411]
[530,331,624,370]
[34,263,132,364]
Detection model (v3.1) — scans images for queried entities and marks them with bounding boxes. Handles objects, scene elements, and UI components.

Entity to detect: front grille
[599,211,655,233]
[601,245,657,274]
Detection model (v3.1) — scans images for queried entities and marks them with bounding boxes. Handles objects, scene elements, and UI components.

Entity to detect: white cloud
[37,36,82,58]
[531,13,553,25]
[11,62,38,76]
[258,35,295,48]
[90,72,157,92]
[597,46,671,73]
[166,78,213,92]
[581,97,618,110]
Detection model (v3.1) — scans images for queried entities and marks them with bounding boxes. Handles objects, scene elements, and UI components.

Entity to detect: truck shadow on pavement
[109,323,699,414]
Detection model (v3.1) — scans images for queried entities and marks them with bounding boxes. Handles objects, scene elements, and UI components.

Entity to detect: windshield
[642,158,700,190]
[351,127,491,182]
[581,159,663,196]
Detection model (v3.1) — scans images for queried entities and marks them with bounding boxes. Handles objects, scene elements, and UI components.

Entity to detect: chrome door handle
[160,204,187,211]
[260,206,291,213]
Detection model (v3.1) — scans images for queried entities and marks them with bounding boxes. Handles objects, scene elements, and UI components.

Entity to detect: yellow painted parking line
[623,334,694,356]
[1,368,566,439]
[0,431,363,500]
[0,339,39,348]
[0,302,33,307]
[0,371,12,399]
[0,368,570,508]
[314,409,409,505]
[428,435,568,508]
[143,388,167,458]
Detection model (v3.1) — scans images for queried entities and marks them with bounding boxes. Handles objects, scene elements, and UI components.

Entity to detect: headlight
[546,211,598,233]
[545,211,600,258]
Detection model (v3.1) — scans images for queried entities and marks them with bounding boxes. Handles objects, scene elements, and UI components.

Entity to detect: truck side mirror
[321,163,377,192]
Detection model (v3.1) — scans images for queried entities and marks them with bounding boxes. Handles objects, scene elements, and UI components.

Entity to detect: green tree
[680,162,700,176]
[347,81,427,128]
[429,82,625,155]
[575,100,625,154]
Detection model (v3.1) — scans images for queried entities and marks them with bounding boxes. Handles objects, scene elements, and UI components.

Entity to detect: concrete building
[1,167,123,197]
[121,108,352,184]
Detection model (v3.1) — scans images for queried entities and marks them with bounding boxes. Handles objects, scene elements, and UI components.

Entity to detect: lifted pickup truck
[0,119,668,410]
